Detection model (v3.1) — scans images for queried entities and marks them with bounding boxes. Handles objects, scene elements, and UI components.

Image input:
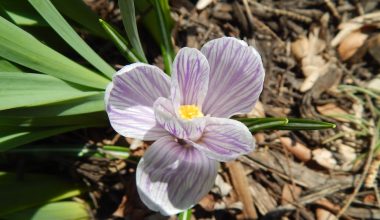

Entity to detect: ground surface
[85,0,380,219]
[8,0,380,219]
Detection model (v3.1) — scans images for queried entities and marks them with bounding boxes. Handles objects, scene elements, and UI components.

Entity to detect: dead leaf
[317,103,350,122]
[291,28,329,92]
[280,137,312,162]
[331,11,380,47]
[312,148,337,170]
[338,30,368,61]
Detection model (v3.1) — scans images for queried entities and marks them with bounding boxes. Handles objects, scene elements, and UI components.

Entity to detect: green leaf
[151,0,174,74]
[0,112,108,127]
[247,118,289,132]
[0,93,105,117]
[0,16,109,89]
[0,58,21,71]
[0,172,82,216]
[0,72,100,110]
[29,0,114,78]
[275,118,336,130]
[3,201,90,220]
[99,19,140,63]
[237,117,336,132]
[178,209,192,220]
[118,0,147,62]
[0,0,47,26]
[0,125,82,151]
[51,0,108,39]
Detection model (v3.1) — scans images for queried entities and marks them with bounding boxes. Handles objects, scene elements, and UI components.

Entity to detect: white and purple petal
[192,117,254,162]
[154,97,206,141]
[105,63,171,140]
[171,47,210,108]
[136,136,218,215]
[200,37,265,118]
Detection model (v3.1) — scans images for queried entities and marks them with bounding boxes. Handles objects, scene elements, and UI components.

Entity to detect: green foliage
[178,209,192,220]
[3,201,90,220]
[99,19,141,63]
[0,172,82,216]
[29,0,114,78]
[237,117,336,132]
[119,0,147,63]
[0,16,109,89]
[0,72,100,110]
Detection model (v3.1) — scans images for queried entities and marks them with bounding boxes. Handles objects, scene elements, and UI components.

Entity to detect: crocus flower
[105,37,265,215]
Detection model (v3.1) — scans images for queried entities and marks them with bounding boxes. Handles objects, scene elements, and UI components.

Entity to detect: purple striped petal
[136,136,218,215]
[171,47,210,108]
[105,63,170,140]
[154,97,206,141]
[200,37,265,118]
[191,117,254,162]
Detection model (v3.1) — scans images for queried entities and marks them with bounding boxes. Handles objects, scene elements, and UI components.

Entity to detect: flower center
[179,105,204,120]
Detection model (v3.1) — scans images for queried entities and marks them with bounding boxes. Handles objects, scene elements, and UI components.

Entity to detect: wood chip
[250,181,277,215]
[281,183,302,205]
[316,103,350,122]
[226,161,258,219]
[312,148,337,170]
[338,30,368,61]
[280,137,312,162]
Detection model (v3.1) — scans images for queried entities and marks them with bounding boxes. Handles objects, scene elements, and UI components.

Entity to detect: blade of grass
[118,0,147,63]
[0,16,109,89]
[0,172,82,216]
[29,0,114,78]
[0,72,100,110]
[99,19,140,63]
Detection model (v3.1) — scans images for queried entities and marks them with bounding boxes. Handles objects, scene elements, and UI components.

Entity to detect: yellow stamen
[179,105,204,120]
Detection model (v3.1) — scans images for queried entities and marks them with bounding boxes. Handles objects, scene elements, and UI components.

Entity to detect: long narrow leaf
[3,201,90,220]
[99,19,140,63]
[178,209,192,220]
[0,126,82,151]
[151,0,174,74]
[0,72,100,110]
[0,112,108,127]
[29,0,114,78]
[51,0,108,38]
[118,0,147,62]
[0,172,82,216]
[0,16,109,89]
[0,59,21,71]
[0,0,47,26]
[0,93,105,117]
[274,118,336,130]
